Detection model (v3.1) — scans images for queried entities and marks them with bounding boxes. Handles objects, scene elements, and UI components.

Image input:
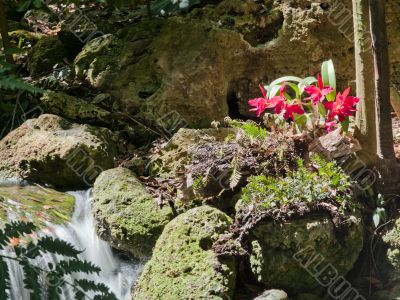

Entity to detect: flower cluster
[248,63,360,132]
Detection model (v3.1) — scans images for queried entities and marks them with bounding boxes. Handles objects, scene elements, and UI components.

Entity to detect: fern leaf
[21,260,41,300]
[0,221,36,247]
[0,76,44,94]
[229,155,242,190]
[37,236,82,258]
[0,256,10,300]
[74,279,115,297]
[56,259,101,276]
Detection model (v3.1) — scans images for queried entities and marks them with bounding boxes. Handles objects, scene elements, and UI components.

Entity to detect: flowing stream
[4,189,144,300]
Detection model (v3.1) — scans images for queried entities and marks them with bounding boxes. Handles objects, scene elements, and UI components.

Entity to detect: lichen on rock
[248,214,363,294]
[0,114,118,188]
[132,205,237,300]
[91,167,174,258]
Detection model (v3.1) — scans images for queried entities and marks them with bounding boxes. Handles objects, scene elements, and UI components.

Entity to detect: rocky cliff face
[71,0,400,132]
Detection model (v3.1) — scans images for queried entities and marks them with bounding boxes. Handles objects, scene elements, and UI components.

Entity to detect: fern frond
[21,260,41,300]
[0,256,10,300]
[37,236,82,258]
[0,221,36,247]
[229,155,242,190]
[0,76,44,94]
[56,259,101,276]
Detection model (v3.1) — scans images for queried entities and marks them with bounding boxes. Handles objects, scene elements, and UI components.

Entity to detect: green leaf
[37,236,82,258]
[285,82,301,99]
[340,117,350,133]
[321,60,336,100]
[268,84,281,98]
[318,103,327,118]
[21,260,41,300]
[0,257,10,300]
[16,0,32,12]
[298,76,317,94]
[56,259,101,276]
[270,76,303,86]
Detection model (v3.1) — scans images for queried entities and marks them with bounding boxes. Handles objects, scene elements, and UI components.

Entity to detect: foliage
[228,119,267,141]
[372,194,387,228]
[0,51,43,94]
[242,154,352,210]
[15,0,200,15]
[0,221,117,300]
[0,50,44,139]
[248,60,360,133]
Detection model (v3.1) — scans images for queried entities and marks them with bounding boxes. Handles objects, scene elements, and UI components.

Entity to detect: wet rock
[253,289,288,300]
[0,185,75,228]
[0,114,118,188]
[92,167,174,258]
[248,214,364,293]
[132,206,236,300]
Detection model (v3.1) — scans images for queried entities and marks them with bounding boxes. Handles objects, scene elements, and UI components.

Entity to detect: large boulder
[132,206,237,300]
[72,0,400,128]
[248,214,364,294]
[148,127,237,177]
[91,167,174,258]
[0,185,75,228]
[0,114,118,188]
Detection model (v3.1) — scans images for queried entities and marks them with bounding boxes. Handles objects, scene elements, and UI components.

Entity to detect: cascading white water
[3,189,144,300]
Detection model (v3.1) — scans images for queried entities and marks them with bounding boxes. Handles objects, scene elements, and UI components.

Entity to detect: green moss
[242,155,353,210]
[249,214,364,293]
[92,167,174,258]
[133,206,237,300]
[28,36,67,75]
[9,30,44,48]
[0,185,75,228]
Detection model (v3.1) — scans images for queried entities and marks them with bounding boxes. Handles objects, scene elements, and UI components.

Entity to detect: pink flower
[248,85,268,117]
[324,87,359,122]
[249,84,286,117]
[304,74,334,104]
[283,103,304,121]
[325,120,337,132]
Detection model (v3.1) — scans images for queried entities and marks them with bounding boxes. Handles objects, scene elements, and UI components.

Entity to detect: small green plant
[0,221,117,300]
[242,155,352,209]
[227,119,267,141]
[372,194,387,228]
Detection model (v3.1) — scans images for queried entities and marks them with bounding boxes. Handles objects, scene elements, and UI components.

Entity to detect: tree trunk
[369,0,395,160]
[0,0,13,65]
[369,0,399,194]
[353,0,399,194]
[352,0,377,162]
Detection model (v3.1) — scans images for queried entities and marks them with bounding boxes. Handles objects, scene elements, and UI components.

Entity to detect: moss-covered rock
[0,114,118,188]
[248,214,363,294]
[148,128,237,178]
[132,206,237,300]
[28,35,68,76]
[71,0,400,130]
[0,185,74,228]
[382,218,400,284]
[9,30,44,48]
[40,92,111,124]
[92,167,174,258]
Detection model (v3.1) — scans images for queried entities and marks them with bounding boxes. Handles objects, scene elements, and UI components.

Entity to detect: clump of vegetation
[0,221,117,300]
[242,154,352,210]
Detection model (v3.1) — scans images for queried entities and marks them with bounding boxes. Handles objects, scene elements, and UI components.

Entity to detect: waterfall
[3,189,144,300]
